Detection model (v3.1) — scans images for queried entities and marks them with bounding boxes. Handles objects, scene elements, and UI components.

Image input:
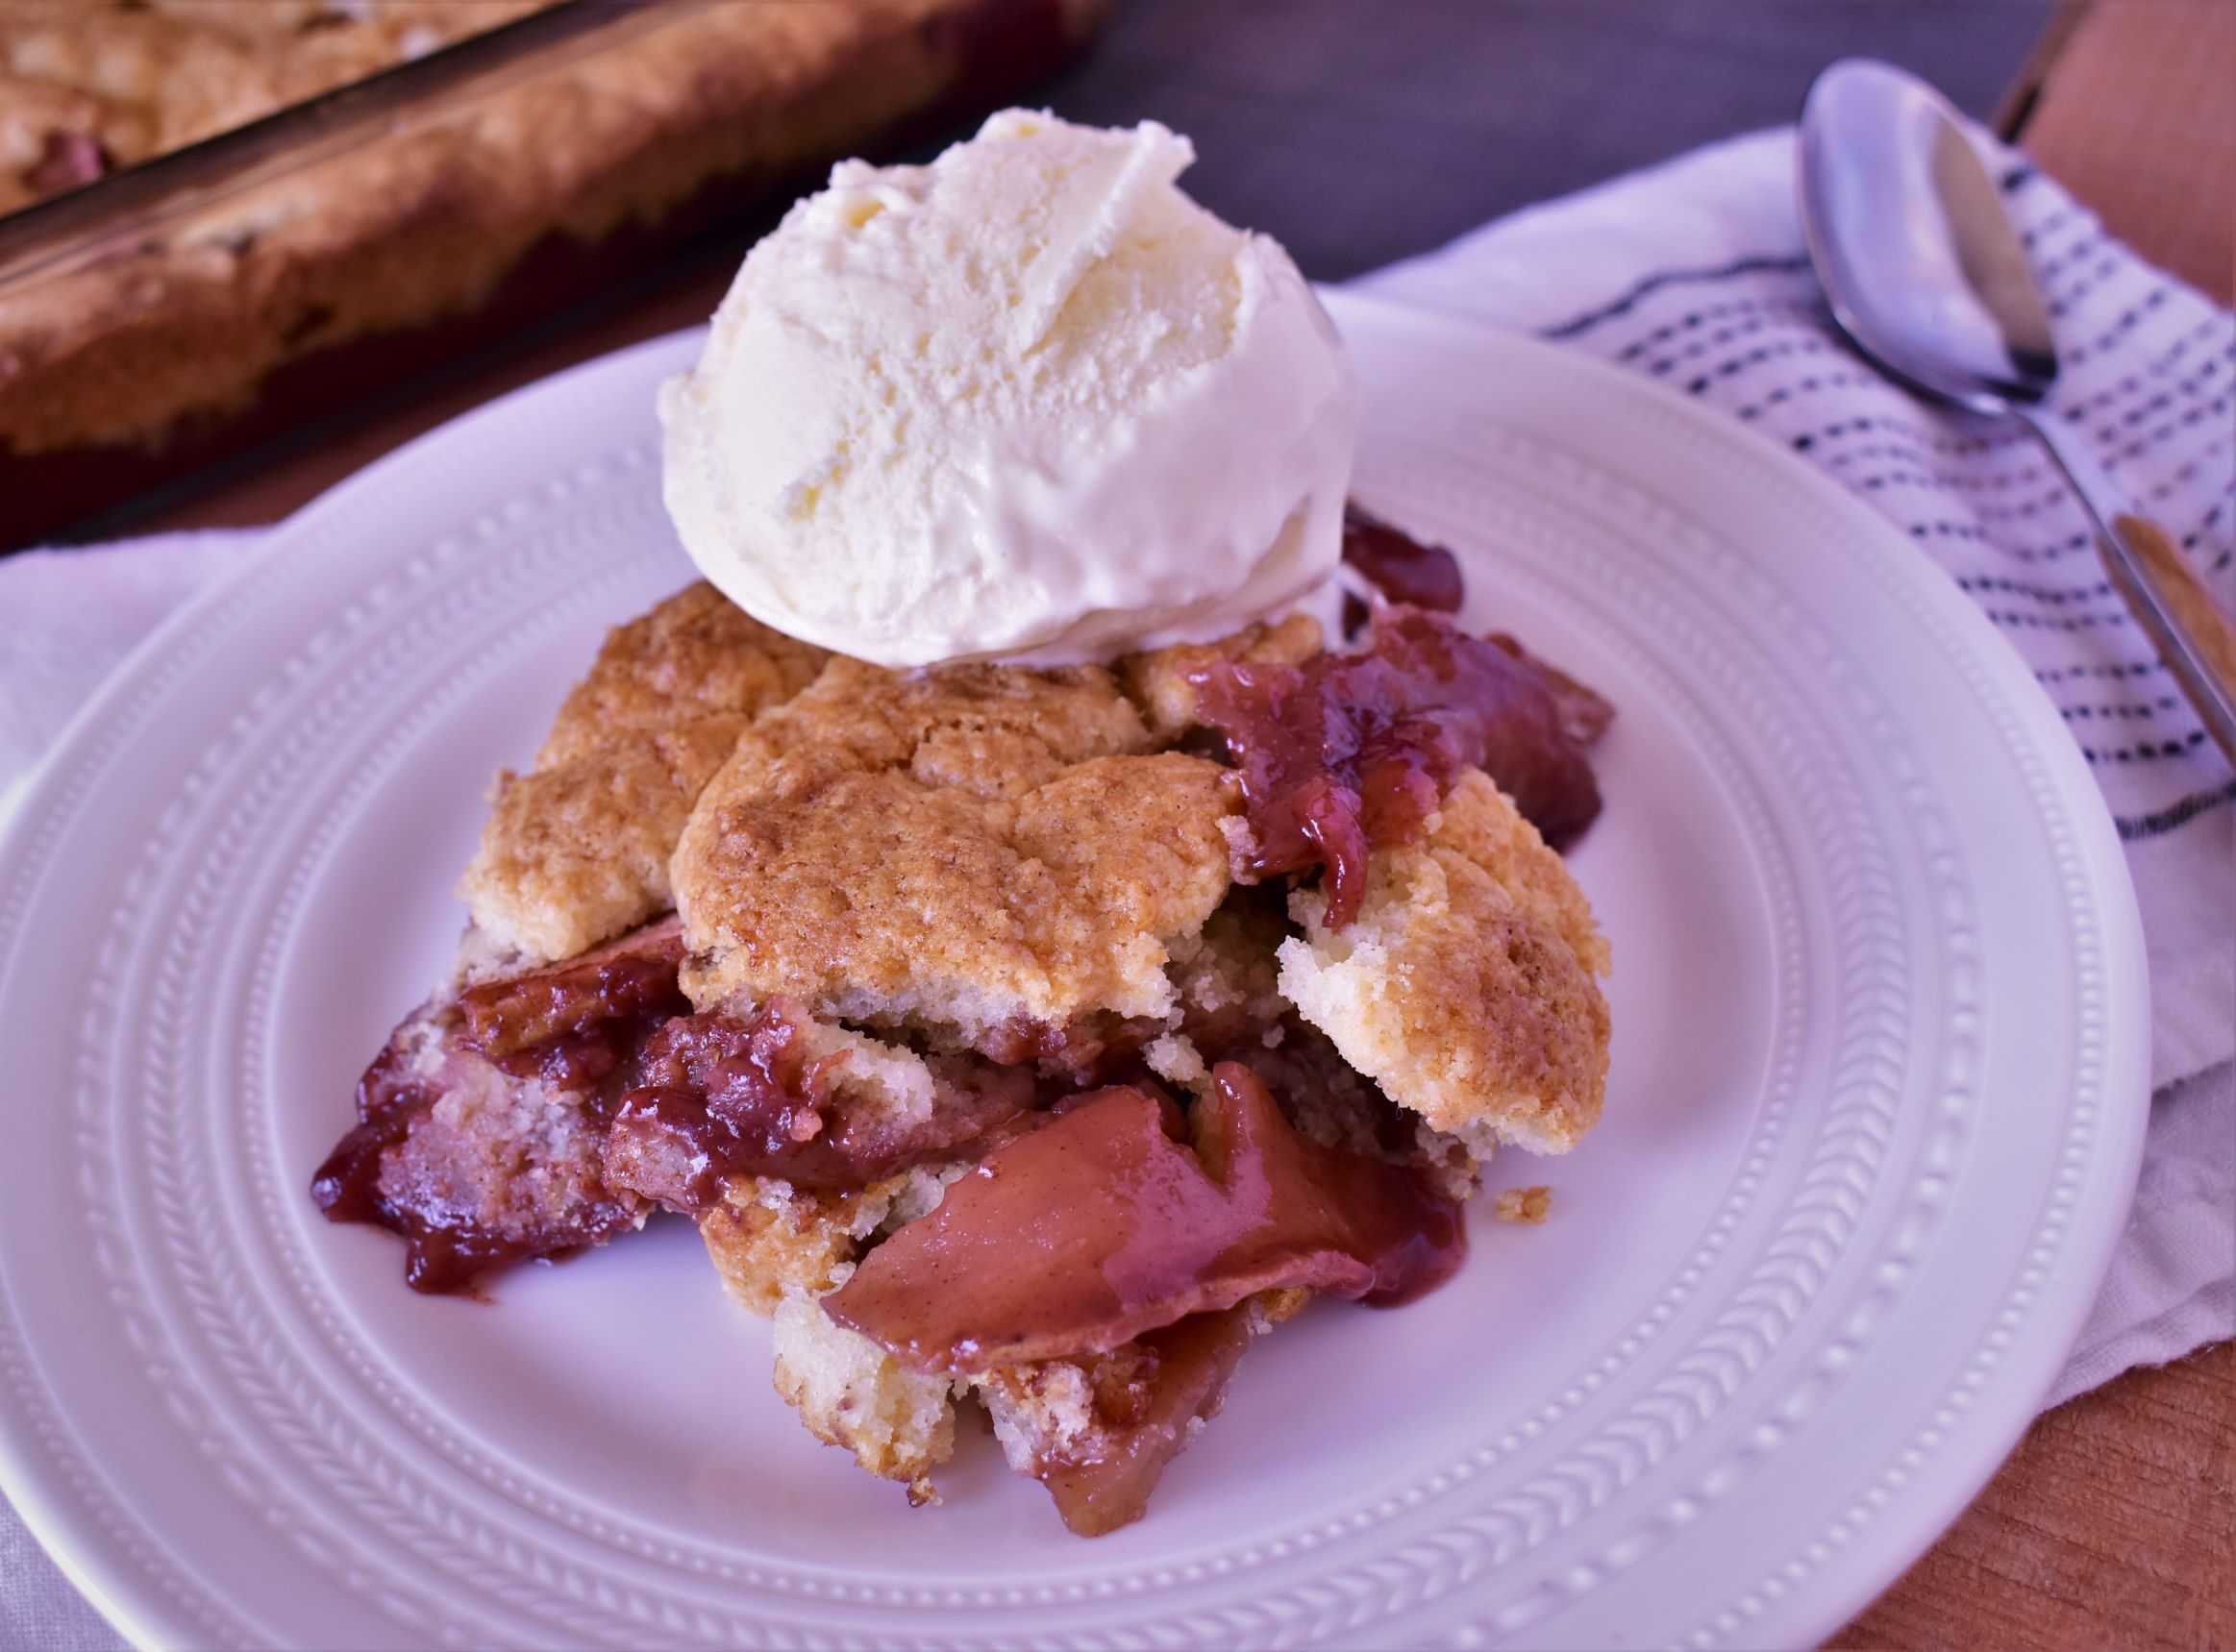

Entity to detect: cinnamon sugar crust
[672,656,1240,1036]
[1278,769,1610,1156]
[457,583,826,964]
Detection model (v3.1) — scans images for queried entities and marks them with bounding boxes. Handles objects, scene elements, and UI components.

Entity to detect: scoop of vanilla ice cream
[658,109,1360,668]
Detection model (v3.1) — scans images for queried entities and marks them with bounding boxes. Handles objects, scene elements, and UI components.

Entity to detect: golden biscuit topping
[457,582,826,964]
[672,656,1239,1036]
[1279,770,1610,1156]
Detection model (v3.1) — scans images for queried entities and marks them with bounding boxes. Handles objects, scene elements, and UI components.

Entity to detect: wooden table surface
[76,3,2236,1646]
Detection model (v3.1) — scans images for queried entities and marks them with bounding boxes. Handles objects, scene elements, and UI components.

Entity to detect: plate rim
[0,298,2150,1650]
[1329,286,2149,1646]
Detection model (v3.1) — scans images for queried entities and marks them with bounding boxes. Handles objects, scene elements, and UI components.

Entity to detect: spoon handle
[2098,513,2236,767]
[2017,408,2236,770]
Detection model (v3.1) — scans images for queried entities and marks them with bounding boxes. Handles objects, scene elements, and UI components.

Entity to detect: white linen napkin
[2,127,2229,1648]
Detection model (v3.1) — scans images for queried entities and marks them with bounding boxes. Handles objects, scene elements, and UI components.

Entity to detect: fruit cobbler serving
[313,111,1613,1537]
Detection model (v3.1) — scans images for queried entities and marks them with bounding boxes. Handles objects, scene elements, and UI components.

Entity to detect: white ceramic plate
[0,291,2148,1651]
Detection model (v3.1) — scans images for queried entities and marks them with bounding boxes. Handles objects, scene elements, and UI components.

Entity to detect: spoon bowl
[1801,61,2056,413]
[1798,58,2236,765]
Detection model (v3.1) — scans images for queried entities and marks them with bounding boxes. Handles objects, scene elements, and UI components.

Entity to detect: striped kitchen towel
[1356,125,2235,1404]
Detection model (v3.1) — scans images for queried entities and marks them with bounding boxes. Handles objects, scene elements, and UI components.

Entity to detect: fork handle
[2098,513,2236,769]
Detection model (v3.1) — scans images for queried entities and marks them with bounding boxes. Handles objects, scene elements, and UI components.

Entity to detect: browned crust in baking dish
[0,0,1110,462]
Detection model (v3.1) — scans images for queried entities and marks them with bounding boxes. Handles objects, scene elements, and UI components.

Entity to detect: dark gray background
[1031,0,2055,280]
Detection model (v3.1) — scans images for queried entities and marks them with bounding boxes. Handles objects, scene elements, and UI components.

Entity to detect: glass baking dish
[0,0,1109,551]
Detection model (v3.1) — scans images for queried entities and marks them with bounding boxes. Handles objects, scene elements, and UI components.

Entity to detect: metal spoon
[1799,58,2236,766]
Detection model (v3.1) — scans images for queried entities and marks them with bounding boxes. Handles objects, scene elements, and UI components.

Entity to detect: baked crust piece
[772,1280,958,1502]
[1494,1186,1553,1224]
[1278,769,1611,1156]
[672,655,1240,1038]
[1158,889,1485,1200]
[710,1169,969,1500]
[458,582,826,965]
[701,1166,960,1317]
